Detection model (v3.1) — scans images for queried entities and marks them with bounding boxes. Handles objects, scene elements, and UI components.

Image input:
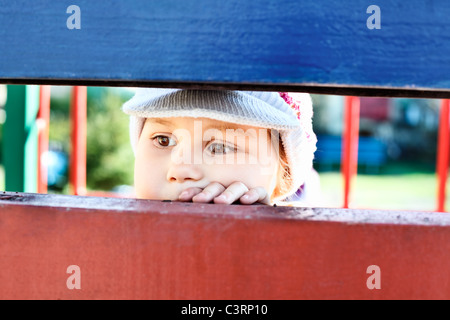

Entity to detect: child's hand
[178,182,270,205]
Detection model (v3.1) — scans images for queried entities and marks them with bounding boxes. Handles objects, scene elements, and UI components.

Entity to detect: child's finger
[178,187,203,202]
[213,181,249,204]
[192,182,226,203]
[239,187,270,205]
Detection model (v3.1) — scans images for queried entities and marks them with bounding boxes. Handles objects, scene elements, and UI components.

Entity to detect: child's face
[134,117,280,202]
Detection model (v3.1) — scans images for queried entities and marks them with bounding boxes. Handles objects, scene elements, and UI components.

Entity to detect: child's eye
[206,142,236,155]
[152,135,176,148]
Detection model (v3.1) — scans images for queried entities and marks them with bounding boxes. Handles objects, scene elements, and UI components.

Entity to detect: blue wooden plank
[0,1,450,92]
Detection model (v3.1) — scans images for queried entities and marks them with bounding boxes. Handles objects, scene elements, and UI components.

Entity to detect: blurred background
[312,94,440,210]
[0,85,135,197]
[0,85,446,211]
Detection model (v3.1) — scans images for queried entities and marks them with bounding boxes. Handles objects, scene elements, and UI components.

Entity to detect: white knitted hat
[122,88,317,202]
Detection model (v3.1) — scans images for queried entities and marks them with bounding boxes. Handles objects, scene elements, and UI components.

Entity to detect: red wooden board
[1,192,449,299]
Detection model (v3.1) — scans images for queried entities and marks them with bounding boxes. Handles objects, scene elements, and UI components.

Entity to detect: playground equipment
[1,1,450,299]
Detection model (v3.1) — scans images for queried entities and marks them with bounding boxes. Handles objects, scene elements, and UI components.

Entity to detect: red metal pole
[37,85,51,194]
[342,96,360,208]
[436,99,450,212]
[70,86,87,196]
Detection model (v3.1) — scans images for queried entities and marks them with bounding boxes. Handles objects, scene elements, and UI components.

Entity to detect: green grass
[318,172,443,211]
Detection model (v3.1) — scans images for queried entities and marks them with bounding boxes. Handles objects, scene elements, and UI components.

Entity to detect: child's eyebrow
[147,118,260,138]
[146,118,175,128]
[204,123,258,138]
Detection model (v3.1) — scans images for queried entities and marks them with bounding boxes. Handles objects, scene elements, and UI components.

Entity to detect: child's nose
[166,163,204,183]
[166,139,204,183]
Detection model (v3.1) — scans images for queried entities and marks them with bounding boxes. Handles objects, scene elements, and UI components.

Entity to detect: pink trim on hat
[279,92,313,140]
[279,92,301,120]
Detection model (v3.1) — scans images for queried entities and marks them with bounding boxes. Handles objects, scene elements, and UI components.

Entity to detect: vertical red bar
[436,99,450,212]
[37,86,51,194]
[70,86,87,196]
[342,96,360,208]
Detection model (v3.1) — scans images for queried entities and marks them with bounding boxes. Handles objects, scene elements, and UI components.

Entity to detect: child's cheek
[134,150,169,199]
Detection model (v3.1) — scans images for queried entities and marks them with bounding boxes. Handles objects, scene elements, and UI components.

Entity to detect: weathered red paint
[342,96,360,208]
[436,99,450,212]
[69,86,87,196]
[0,192,449,300]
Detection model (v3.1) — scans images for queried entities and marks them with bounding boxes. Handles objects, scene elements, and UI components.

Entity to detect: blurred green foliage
[0,123,3,164]
[49,87,134,192]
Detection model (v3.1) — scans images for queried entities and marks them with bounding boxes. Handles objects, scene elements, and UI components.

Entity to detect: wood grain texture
[1,192,449,299]
[0,0,450,97]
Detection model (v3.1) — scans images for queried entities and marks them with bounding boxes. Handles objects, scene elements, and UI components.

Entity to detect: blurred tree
[85,87,134,191]
[48,87,134,193]
[0,123,3,164]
